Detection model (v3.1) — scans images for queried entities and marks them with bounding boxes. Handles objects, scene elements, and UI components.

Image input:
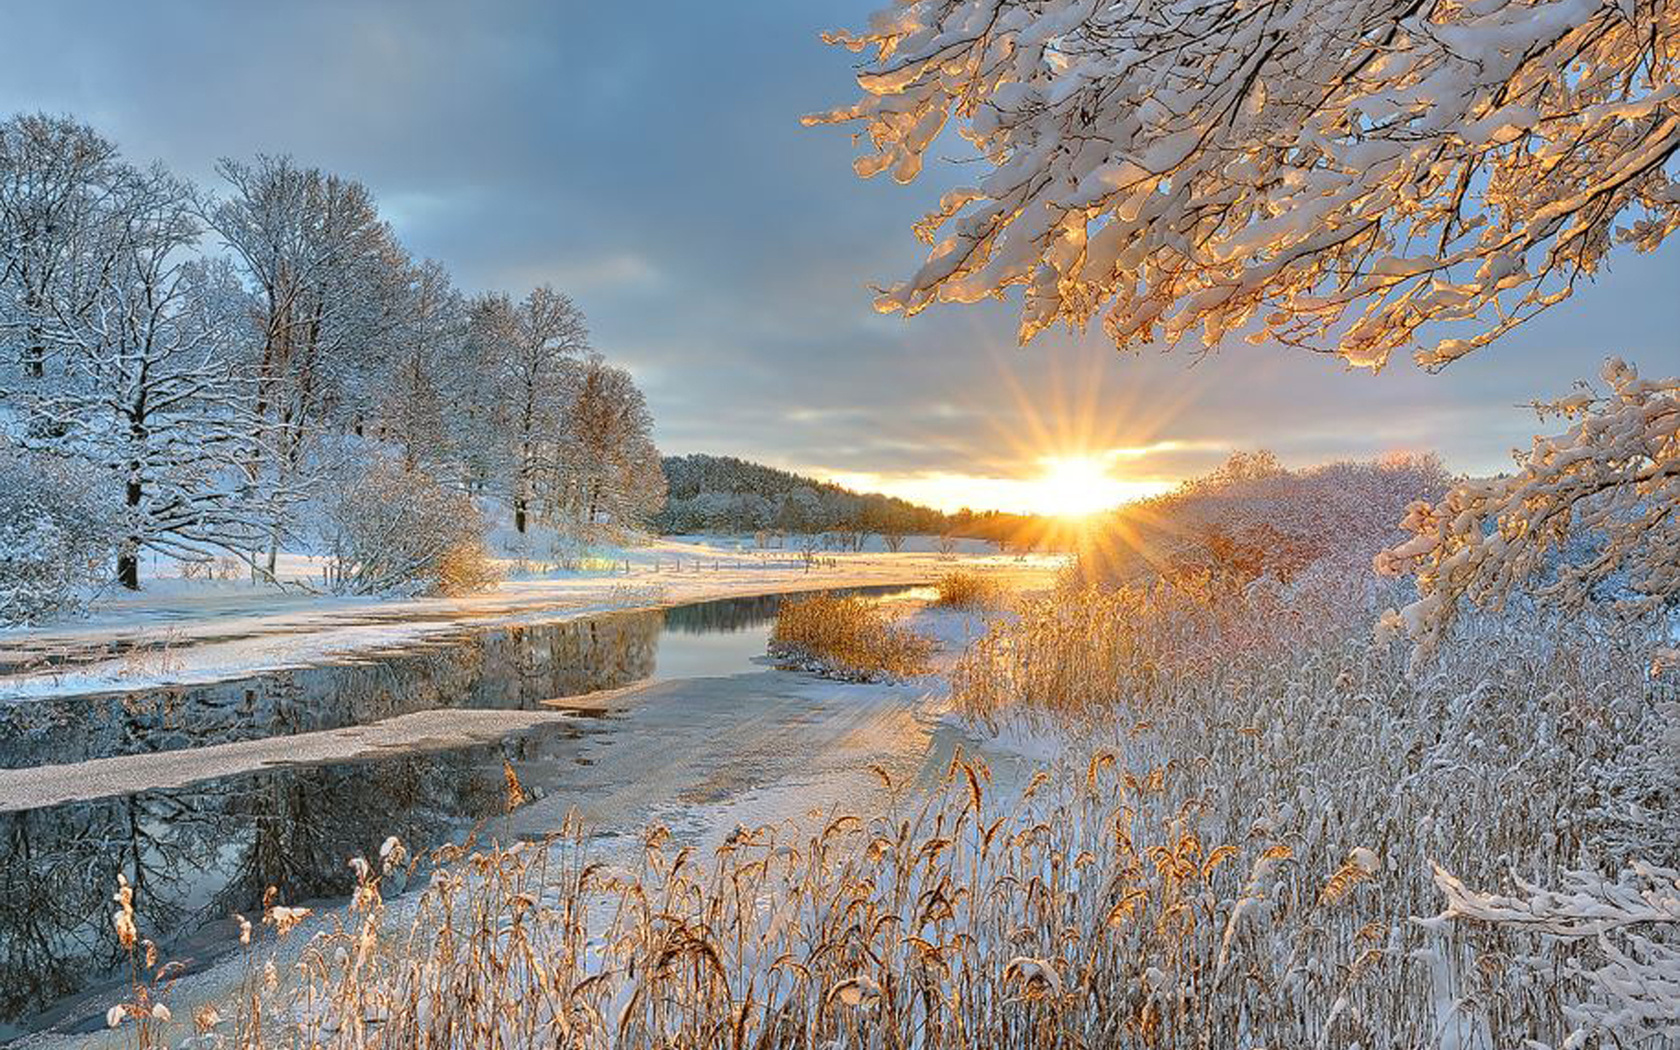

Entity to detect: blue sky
[4,0,1674,511]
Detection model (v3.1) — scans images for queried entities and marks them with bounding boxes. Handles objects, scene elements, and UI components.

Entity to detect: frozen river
[0,585,949,1044]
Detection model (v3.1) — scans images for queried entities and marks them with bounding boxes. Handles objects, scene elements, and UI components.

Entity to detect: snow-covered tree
[809,0,1678,370]
[1376,358,1678,661]
[0,111,659,607]
[375,258,468,472]
[206,155,412,571]
[468,286,589,532]
[27,168,268,589]
[1076,451,1449,587]
[656,453,947,536]
[549,356,665,534]
[0,114,127,384]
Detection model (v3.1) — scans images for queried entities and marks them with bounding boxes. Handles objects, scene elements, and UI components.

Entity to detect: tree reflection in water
[0,720,592,1028]
[0,609,662,1030]
[0,586,923,1032]
[0,609,663,770]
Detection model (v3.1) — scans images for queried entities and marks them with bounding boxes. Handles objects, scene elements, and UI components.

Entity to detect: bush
[770,592,933,680]
[321,459,498,597]
[1074,452,1449,586]
[0,447,114,625]
[932,569,1000,609]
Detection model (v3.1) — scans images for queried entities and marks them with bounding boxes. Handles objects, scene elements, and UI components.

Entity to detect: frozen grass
[92,539,1680,1048]
[104,630,1677,1050]
[929,569,1001,610]
[768,592,935,681]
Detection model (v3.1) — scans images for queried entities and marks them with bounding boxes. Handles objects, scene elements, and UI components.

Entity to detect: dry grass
[951,570,1333,726]
[769,592,934,681]
[930,569,1000,610]
[104,638,1676,1050]
[94,556,1679,1048]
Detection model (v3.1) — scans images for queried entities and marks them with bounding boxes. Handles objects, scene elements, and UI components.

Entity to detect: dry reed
[930,570,1000,610]
[769,592,934,681]
[98,571,1677,1049]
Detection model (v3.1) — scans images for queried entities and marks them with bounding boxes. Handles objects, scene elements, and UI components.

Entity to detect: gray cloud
[3,0,1674,501]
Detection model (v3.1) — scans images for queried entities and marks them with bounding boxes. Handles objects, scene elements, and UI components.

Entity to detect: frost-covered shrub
[0,448,114,625]
[1075,452,1449,587]
[321,459,498,597]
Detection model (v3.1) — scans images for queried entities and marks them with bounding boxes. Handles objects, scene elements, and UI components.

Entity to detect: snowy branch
[811,0,1679,369]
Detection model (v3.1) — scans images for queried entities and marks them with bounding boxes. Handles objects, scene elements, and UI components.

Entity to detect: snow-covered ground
[9,575,1058,1048]
[0,534,1064,702]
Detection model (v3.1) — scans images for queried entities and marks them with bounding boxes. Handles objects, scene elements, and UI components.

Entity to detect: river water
[0,585,931,1042]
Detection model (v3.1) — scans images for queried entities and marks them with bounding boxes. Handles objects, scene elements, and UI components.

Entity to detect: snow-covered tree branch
[1375,357,1678,661]
[1425,860,1680,1045]
[809,0,1678,370]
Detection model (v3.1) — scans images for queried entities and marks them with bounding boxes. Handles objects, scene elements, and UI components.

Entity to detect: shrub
[1075,452,1449,587]
[0,447,114,625]
[932,568,1000,609]
[321,458,499,597]
[770,591,933,680]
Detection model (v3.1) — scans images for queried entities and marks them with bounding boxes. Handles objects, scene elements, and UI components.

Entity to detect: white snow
[0,536,1063,702]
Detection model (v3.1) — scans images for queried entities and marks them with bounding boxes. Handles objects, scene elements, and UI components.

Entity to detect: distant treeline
[655,453,1076,549]
[656,454,944,537]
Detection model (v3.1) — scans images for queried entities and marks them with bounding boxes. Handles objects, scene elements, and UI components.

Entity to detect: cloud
[1,0,1673,514]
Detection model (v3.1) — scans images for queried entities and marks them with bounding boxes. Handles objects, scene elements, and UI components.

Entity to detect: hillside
[655,454,947,537]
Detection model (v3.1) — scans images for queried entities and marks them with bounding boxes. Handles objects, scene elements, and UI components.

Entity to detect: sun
[1030,454,1129,519]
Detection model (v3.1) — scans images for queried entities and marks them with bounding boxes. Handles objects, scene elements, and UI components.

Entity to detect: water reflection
[661,593,781,634]
[0,723,584,1034]
[0,585,924,1036]
[0,611,664,771]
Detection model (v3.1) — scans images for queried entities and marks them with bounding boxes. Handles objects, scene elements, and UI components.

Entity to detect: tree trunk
[514,497,528,534]
[118,477,142,590]
[24,306,44,379]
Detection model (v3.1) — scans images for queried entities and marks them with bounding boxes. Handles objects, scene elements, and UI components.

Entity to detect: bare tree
[31,167,268,588]
[0,114,127,383]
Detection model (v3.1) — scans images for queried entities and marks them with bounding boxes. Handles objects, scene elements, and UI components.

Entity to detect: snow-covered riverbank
[7,576,1054,1048]
[0,536,1062,702]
